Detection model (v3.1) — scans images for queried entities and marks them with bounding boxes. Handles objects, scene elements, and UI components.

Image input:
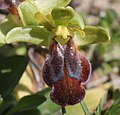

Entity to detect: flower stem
[62,106,66,115]
[80,101,90,115]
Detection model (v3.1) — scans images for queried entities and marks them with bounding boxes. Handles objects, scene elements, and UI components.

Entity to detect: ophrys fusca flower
[42,38,91,106]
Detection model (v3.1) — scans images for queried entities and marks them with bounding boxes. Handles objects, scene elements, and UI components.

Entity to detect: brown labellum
[42,38,91,106]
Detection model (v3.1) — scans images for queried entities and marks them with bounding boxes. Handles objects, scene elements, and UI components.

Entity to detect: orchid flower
[0,0,110,106]
[43,38,91,106]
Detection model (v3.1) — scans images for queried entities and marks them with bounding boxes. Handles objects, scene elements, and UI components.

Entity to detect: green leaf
[52,6,74,26]
[37,88,60,115]
[113,89,120,101]
[95,44,105,55]
[5,94,46,115]
[105,9,117,26]
[104,98,120,115]
[0,95,17,115]
[18,0,40,26]
[68,12,84,30]
[80,101,90,115]
[12,109,40,115]
[112,31,120,43]
[6,26,50,46]
[51,113,59,115]
[0,15,20,46]
[99,9,117,27]
[94,94,107,115]
[0,56,28,98]
[74,26,110,46]
[34,0,71,15]
[102,63,112,74]
[0,95,3,106]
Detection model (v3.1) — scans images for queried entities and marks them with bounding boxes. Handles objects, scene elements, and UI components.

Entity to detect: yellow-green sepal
[18,0,40,26]
[68,12,84,30]
[51,6,75,26]
[6,26,50,46]
[0,14,21,47]
[34,0,71,15]
[74,26,110,46]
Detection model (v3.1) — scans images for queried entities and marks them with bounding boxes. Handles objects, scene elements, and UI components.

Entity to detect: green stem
[80,101,90,115]
[62,106,66,115]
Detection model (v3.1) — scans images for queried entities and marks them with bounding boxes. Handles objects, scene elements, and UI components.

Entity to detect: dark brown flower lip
[79,55,92,84]
[50,76,85,106]
[43,40,91,85]
[42,39,91,105]
[64,43,81,81]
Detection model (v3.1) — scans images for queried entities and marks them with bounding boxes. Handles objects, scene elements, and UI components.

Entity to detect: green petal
[74,26,110,46]
[35,12,53,31]
[68,12,84,30]
[51,6,74,26]
[54,25,70,45]
[34,0,71,15]
[18,0,40,26]
[0,15,20,46]
[6,26,50,46]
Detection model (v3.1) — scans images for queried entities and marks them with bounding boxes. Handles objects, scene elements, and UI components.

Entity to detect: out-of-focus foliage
[0,56,28,98]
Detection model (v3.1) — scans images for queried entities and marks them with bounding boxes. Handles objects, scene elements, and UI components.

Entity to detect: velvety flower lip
[42,42,64,87]
[50,75,85,106]
[79,55,91,84]
[64,40,81,81]
[42,38,91,106]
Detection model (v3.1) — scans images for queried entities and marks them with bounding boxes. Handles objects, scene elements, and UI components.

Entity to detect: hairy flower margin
[42,38,91,106]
